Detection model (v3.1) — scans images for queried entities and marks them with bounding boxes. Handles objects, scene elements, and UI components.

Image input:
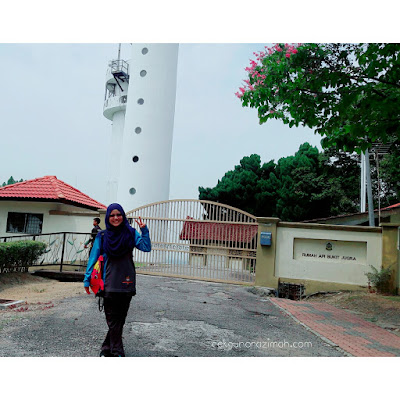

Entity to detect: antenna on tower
[108,44,129,92]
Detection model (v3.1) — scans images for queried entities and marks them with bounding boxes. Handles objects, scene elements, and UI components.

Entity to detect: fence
[0,232,92,272]
[126,200,258,284]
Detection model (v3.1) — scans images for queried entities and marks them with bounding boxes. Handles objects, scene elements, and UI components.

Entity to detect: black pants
[101,293,132,357]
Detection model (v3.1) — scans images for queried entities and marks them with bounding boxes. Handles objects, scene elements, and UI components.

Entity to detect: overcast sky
[0,43,324,205]
[0,2,395,208]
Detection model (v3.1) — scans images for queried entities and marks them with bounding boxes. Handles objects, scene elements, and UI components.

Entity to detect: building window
[6,212,43,234]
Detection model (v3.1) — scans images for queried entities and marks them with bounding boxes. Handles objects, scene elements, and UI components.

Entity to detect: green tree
[238,43,400,152]
[199,143,361,221]
[275,143,319,220]
[199,154,274,216]
[377,143,400,206]
[1,176,24,187]
[319,148,361,215]
[275,143,360,221]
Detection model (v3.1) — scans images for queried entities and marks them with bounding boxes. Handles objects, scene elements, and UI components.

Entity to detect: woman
[84,203,151,357]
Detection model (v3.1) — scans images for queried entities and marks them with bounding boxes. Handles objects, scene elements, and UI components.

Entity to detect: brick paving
[270,298,400,357]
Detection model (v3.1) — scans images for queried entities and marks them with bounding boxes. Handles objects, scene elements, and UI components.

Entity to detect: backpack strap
[97,231,106,312]
[99,230,105,255]
[98,296,104,312]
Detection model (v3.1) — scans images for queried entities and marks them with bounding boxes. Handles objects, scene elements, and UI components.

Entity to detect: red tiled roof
[303,202,400,223]
[380,202,400,211]
[179,217,258,243]
[0,176,106,210]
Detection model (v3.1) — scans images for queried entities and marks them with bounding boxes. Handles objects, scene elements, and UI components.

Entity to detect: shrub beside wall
[365,265,393,294]
[0,241,47,273]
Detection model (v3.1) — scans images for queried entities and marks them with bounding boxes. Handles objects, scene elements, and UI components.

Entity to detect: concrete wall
[276,224,382,286]
[255,218,386,293]
[381,223,400,295]
[0,201,101,237]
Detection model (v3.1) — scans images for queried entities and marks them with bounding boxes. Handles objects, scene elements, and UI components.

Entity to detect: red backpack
[89,232,105,311]
[90,255,104,295]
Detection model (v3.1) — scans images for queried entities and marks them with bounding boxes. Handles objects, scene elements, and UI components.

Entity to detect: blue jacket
[83,226,151,288]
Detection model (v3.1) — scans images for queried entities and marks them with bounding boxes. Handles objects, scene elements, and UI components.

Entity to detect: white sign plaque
[293,238,367,264]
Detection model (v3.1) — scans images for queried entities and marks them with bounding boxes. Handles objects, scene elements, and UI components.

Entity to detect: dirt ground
[1,273,400,336]
[305,290,400,335]
[0,272,84,305]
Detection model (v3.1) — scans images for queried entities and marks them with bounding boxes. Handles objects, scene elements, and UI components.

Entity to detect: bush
[365,265,393,294]
[0,241,47,273]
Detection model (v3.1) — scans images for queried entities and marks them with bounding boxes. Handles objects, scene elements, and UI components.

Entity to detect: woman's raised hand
[135,216,146,228]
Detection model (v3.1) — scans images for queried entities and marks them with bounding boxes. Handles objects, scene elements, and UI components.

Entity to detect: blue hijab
[103,203,136,257]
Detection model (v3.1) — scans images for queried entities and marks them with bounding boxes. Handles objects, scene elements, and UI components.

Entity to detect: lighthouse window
[132,156,139,163]
[129,188,136,195]
[137,98,144,105]
[106,83,116,97]
[135,127,142,134]
[140,70,147,77]
[142,48,148,55]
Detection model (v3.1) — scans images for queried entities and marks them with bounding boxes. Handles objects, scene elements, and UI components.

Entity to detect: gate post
[381,223,400,295]
[255,217,280,288]
[60,233,66,273]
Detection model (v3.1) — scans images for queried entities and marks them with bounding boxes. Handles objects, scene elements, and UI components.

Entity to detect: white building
[0,176,106,237]
[103,44,179,212]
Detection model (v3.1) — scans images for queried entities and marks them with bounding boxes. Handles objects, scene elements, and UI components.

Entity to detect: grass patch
[383,296,400,302]
[345,295,360,301]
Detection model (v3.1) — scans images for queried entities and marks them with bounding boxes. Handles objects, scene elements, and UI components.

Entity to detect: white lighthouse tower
[103,45,130,204]
[103,43,179,212]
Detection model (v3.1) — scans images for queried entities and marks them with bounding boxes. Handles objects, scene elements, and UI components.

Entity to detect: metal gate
[126,200,258,284]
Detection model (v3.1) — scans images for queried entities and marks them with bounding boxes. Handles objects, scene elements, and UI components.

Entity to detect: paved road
[0,275,343,357]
